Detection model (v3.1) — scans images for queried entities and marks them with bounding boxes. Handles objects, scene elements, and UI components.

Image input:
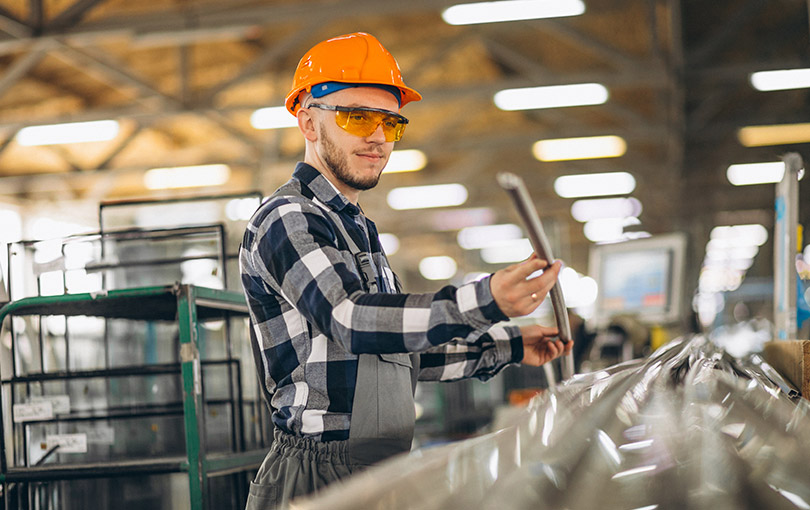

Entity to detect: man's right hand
[489,254,562,317]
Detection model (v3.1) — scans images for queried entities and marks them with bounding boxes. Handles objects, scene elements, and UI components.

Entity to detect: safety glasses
[308,103,409,142]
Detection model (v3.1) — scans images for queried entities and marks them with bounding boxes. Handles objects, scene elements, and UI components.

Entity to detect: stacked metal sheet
[292,336,810,510]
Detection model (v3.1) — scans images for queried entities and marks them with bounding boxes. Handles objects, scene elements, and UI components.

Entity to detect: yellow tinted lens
[335,110,405,142]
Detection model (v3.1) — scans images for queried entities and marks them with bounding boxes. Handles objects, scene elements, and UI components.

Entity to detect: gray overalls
[245,184,418,510]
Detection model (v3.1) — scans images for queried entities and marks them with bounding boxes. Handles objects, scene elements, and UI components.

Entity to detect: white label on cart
[46,433,87,454]
[30,395,70,415]
[85,427,115,445]
[13,402,53,422]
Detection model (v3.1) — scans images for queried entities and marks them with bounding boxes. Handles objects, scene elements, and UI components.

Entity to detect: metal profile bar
[498,172,575,380]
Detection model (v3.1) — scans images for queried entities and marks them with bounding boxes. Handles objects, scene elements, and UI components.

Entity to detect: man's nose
[366,121,387,143]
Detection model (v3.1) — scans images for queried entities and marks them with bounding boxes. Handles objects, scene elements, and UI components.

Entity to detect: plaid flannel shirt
[240,163,523,441]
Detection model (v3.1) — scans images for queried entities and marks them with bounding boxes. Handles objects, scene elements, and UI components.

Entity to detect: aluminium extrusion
[498,172,575,380]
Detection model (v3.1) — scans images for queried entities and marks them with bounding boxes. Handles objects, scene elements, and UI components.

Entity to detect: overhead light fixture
[583,218,624,243]
[710,224,768,247]
[387,183,468,210]
[144,164,231,190]
[383,149,428,173]
[250,106,299,130]
[494,83,608,111]
[419,256,458,280]
[430,207,495,231]
[726,162,787,186]
[379,233,400,255]
[480,238,533,264]
[570,197,642,223]
[16,120,120,146]
[533,135,626,162]
[737,123,810,147]
[457,223,523,250]
[750,68,810,91]
[554,171,636,198]
[441,0,585,25]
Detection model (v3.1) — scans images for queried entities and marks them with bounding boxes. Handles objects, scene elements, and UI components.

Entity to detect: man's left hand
[519,324,572,366]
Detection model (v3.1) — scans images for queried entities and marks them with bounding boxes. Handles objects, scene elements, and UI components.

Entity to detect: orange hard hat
[285,32,422,115]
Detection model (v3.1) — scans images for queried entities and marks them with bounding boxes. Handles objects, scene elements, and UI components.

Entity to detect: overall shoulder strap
[272,183,378,293]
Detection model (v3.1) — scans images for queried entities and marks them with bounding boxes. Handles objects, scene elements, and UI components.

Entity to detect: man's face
[309,87,399,193]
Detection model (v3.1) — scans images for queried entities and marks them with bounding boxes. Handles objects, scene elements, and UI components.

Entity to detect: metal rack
[0,284,270,510]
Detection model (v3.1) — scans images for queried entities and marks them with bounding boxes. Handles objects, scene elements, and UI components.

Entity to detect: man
[239,32,571,509]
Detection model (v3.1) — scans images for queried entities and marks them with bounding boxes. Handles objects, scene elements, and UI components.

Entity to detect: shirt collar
[292,162,362,216]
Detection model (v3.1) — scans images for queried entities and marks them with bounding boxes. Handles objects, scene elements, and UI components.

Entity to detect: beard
[320,124,382,191]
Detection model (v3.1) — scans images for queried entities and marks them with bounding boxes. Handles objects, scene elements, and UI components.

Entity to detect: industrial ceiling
[0,0,808,296]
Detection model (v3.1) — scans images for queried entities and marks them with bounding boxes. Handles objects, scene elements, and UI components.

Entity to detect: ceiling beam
[0,8,32,39]
[47,0,107,32]
[28,0,43,32]
[52,41,180,108]
[0,39,52,100]
[531,20,646,72]
[688,0,767,66]
[0,0,454,56]
[200,17,325,104]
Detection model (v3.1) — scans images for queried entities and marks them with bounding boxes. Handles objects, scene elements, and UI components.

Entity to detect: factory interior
[0,0,809,508]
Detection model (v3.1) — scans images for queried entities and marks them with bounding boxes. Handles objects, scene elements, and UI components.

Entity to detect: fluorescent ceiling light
[144,164,231,190]
[442,0,585,25]
[710,224,768,247]
[383,149,428,173]
[430,207,495,231]
[705,244,759,262]
[494,83,608,111]
[481,238,533,264]
[726,162,786,186]
[737,123,810,147]
[250,106,298,130]
[571,197,642,223]
[750,68,810,91]
[583,218,624,243]
[16,120,120,146]
[533,135,626,162]
[419,256,458,280]
[554,171,636,198]
[379,233,400,255]
[457,223,523,249]
[387,183,468,210]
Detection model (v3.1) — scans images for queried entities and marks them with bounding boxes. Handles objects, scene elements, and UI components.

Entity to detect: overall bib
[245,184,418,509]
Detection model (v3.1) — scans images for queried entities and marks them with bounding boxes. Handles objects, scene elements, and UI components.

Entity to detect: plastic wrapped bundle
[292,336,810,510]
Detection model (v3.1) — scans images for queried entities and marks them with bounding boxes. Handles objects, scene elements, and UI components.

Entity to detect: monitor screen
[588,233,687,326]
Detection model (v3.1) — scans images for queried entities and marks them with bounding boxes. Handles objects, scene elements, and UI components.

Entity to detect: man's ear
[298,109,318,142]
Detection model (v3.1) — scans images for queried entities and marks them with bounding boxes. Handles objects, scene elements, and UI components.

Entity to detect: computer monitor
[588,233,687,327]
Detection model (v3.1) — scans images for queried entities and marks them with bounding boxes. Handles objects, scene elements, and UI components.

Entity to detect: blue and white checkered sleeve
[251,197,511,355]
[417,324,524,382]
